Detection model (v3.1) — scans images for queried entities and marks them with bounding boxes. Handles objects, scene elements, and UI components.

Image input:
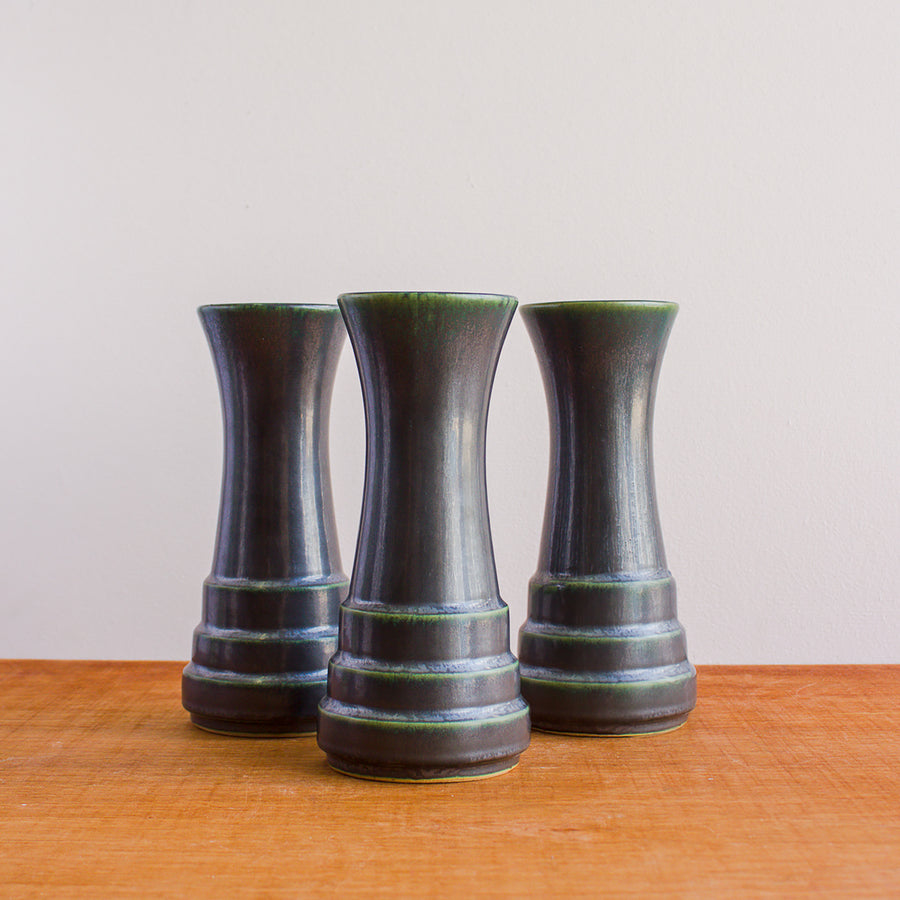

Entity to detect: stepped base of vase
[530,710,691,737]
[319,599,531,780]
[189,712,315,737]
[183,578,347,736]
[519,575,696,734]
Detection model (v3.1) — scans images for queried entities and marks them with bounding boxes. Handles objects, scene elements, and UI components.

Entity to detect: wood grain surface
[1,662,898,897]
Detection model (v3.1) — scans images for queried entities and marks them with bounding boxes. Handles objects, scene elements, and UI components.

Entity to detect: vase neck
[523,303,676,579]
[201,305,345,582]
[340,293,516,608]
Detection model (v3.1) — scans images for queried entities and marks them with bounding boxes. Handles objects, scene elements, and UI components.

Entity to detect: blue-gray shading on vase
[317,292,531,781]
[182,304,348,736]
[518,300,696,735]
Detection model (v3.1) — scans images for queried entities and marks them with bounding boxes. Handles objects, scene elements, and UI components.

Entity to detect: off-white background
[1,2,897,663]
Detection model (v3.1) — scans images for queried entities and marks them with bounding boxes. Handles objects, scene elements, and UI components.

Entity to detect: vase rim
[338,291,517,305]
[198,303,339,313]
[521,299,678,312]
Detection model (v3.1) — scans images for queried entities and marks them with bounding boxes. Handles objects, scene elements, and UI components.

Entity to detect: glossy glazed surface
[182,304,348,735]
[518,301,696,734]
[318,292,531,780]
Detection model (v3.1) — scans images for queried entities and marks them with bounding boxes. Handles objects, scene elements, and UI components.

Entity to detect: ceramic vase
[517,300,696,735]
[317,292,531,781]
[182,304,348,736]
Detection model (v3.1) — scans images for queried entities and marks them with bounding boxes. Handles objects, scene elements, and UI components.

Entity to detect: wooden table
[1,662,897,897]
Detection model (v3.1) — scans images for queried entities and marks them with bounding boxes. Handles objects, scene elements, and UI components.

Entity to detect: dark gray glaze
[518,300,696,735]
[182,304,348,736]
[317,292,531,781]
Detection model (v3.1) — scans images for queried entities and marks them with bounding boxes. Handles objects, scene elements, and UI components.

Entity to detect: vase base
[325,756,520,783]
[520,662,696,737]
[531,712,690,737]
[189,713,316,738]
[182,662,331,737]
[317,695,531,784]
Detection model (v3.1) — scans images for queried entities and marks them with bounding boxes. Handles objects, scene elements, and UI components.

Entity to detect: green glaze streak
[341,608,507,622]
[320,710,529,730]
[522,299,678,313]
[338,291,515,306]
[534,577,674,590]
[328,666,518,682]
[521,671,695,688]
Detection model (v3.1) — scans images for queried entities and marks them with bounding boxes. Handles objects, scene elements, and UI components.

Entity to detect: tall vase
[317,292,531,781]
[182,304,348,736]
[518,300,696,735]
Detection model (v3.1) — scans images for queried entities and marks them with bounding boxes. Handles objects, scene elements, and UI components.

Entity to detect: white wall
[1,1,897,663]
